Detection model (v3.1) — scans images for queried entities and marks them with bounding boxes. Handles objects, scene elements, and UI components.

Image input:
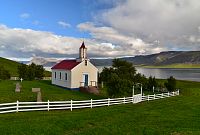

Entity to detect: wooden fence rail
[0,90,179,114]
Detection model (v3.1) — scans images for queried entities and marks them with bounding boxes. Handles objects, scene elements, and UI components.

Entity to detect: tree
[133,73,148,90]
[164,76,176,91]
[17,63,44,80]
[35,65,44,79]
[100,59,139,97]
[106,73,132,97]
[18,64,27,79]
[27,64,36,80]
[147,76,157,91]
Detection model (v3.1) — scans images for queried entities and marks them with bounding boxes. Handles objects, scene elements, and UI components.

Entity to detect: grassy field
[0,80,103,103]
[0,80,200,134]
[142,63,200,68]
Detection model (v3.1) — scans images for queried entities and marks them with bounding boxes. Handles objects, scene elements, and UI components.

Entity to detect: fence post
[172,91,174,96]
[168,92,170,97]
[47,100,49,111]
[108,98,110,106]
[178,89,180,95]
[91,99,93,108]
[154,94,155,100]
[132,96,134,104]
[124,97,125,104]
[148,95,149,101]
[16,100,19,112]
[71,100,73,111]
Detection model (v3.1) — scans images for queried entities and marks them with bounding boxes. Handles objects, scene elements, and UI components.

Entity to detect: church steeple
[77,41,87,62]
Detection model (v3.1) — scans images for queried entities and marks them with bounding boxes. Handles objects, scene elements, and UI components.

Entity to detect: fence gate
[133,94,142,103]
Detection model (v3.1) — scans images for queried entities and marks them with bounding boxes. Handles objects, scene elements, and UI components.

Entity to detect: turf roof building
[51,42,98,90]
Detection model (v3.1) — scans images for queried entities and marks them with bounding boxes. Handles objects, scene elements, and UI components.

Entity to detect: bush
[164,76,176,91]
[18,63,44,80]
[147,76,157,91]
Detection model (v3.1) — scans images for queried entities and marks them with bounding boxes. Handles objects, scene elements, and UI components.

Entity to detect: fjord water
[96,66,200,82]
[136,67,200,82]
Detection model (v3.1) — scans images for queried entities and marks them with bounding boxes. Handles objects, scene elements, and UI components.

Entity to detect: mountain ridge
[1,51,200,69]
[23,51,200,66]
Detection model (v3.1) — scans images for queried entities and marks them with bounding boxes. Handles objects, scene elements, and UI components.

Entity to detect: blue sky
[0,0,199,59]
[0,0,103,37]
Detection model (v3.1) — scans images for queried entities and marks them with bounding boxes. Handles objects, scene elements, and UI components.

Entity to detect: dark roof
[51,60,80,70]
[80,41,86,49]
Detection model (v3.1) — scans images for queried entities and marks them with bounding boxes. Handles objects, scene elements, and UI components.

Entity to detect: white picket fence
[0,90,179,114]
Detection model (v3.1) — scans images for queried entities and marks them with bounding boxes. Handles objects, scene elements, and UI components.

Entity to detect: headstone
[32,88,42,102]
[15,83,21,92]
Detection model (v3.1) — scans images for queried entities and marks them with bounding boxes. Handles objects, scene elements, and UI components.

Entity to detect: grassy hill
[0,57,21,76]
[0,57,51,77]
[0,80,200,134]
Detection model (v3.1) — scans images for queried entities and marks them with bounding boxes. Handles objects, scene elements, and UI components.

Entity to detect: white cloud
[78,22,166,56]
[58,21,71,28]
[20,13,30,19]
[95,0,200,50]
[0,24,166,59]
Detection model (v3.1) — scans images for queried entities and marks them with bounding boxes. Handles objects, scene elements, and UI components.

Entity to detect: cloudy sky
[0,0,199,60]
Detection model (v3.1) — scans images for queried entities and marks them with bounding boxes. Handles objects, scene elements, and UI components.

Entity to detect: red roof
[80,41,86,49]
[51,60,80,70]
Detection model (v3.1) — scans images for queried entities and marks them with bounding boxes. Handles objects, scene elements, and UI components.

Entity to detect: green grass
[0,80,200,134]
[143,63,200,68]
[0,80,103,103]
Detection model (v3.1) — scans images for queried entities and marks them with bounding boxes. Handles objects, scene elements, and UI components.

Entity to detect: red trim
[51,60,80,70]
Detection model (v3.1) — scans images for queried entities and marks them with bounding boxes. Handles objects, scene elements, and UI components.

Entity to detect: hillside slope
[0,57,21,76]
[122,51,200,66]
[90,51,200,66]
[0,57,51,77]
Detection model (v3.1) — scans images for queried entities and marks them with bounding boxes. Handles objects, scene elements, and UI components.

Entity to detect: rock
[32,88,42,102]
[15,83,21,92]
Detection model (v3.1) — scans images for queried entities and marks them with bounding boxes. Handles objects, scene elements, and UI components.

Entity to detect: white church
[51,42,98,91]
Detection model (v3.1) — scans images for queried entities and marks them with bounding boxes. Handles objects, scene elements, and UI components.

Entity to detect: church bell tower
[77,41,88,62]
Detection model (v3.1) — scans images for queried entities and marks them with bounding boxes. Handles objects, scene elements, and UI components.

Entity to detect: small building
[51,42,98,90]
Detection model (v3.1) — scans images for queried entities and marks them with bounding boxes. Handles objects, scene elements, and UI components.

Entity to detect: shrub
[164,76,176,91]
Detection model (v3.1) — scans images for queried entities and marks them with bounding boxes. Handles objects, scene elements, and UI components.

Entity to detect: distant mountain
[27,57,113,67]
[121,51,200,66]
[90,58,113,66]
[26,51,200,67]
[28,57,61,67]
[90,51,200,66]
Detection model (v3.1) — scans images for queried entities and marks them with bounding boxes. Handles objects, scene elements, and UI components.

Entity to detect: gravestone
[32,88,42,102]
[15,83,21,92]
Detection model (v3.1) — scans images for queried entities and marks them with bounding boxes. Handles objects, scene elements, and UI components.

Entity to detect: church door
[83,74,89,86]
